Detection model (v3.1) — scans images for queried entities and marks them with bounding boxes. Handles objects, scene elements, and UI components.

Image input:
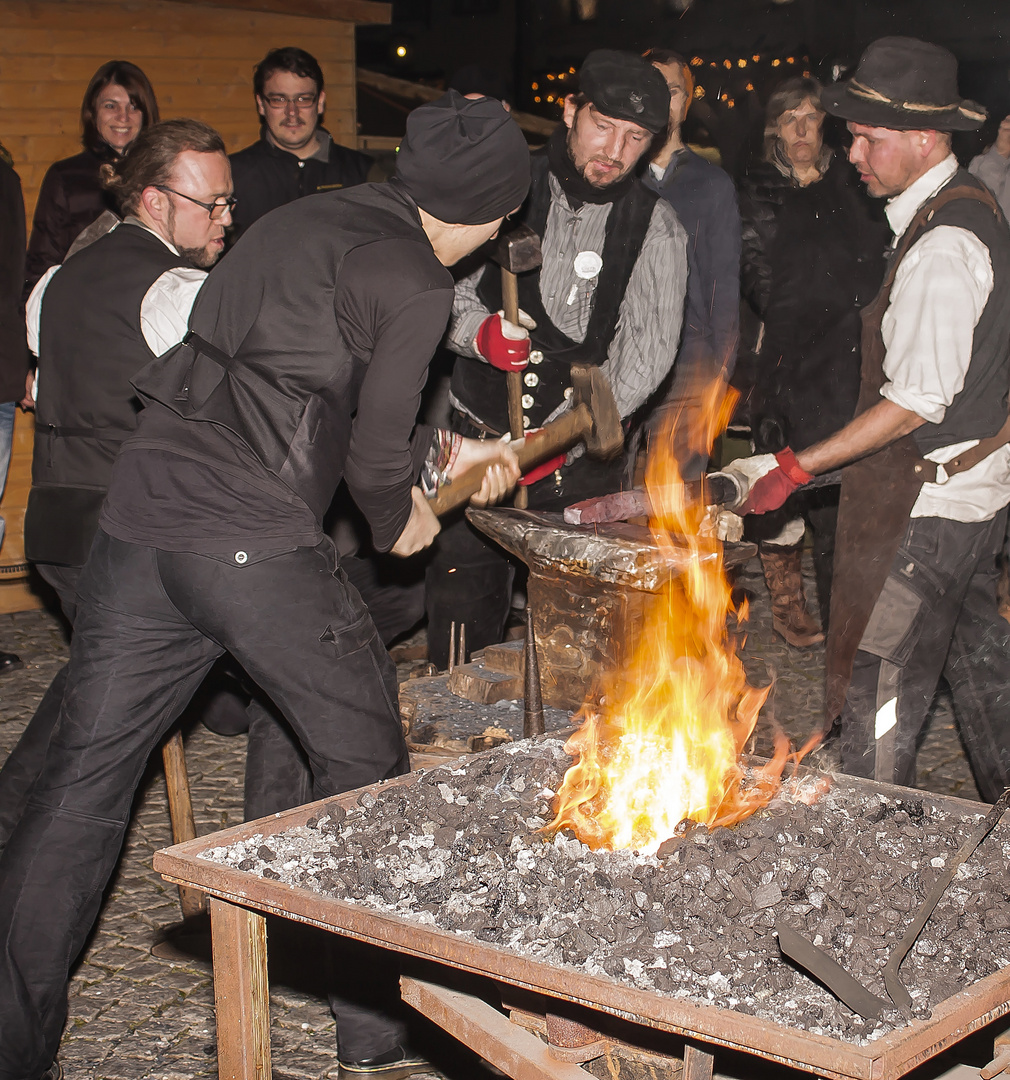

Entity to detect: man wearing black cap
[0,92,528,1080]
[426,49,689,668]
[725,38,1010,801]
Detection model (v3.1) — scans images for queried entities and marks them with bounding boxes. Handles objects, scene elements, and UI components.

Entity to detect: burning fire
[547,380,813,854]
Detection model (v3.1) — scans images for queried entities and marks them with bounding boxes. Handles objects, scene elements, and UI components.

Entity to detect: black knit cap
[821,37,986,132]
[578,50,670,134]
[395,90,530,225]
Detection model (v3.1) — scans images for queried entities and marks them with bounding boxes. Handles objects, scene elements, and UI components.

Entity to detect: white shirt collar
[124,214,181,256]
[885,154,959,240]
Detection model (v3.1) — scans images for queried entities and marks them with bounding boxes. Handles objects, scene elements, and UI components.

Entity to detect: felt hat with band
[821,37,986,132]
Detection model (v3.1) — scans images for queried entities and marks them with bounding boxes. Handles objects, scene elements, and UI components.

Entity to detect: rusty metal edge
[153,767,1006,1080]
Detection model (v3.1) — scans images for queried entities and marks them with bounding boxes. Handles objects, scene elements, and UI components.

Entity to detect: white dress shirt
[26,218,207,378]
[878,155,1010,521]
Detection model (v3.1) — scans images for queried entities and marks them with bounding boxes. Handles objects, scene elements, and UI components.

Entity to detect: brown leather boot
[759,543,825,647]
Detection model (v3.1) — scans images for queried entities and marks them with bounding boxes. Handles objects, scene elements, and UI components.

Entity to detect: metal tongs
[777,787,1010,1020]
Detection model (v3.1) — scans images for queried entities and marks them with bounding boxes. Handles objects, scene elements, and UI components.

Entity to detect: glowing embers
[547,381,811,854]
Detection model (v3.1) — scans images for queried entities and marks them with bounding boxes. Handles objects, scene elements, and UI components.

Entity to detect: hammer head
[571,365,623,460]
[492,223,543,274]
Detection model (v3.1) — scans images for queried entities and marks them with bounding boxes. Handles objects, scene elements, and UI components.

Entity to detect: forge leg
[683,1042,715,1080]
[401,976,591,1080]
[210,897,271,1079]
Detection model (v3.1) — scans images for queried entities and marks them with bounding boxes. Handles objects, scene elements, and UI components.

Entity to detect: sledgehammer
[490,223,542,510]
[428,364,622,517]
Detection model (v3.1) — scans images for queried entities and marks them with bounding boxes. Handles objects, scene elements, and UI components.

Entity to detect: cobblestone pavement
[0,553,989,1079]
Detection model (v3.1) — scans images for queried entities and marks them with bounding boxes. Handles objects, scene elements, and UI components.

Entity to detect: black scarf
[545,124,635,207]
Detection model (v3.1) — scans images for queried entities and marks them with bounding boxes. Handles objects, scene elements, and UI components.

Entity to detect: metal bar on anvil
[154,766,1010,1080]
[465,507,755,593]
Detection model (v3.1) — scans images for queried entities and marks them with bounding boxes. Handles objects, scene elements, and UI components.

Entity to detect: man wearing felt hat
[725,37,1010,803]
[426,48,689,668]
[0,92,528,1080]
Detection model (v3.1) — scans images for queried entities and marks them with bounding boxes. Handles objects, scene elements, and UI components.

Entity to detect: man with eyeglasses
[229,45,372,240]
[0,119,234,860]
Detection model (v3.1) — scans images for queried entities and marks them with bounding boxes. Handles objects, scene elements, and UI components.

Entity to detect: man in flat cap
[726,38,1010,801]
[426,48,689,667]
[0,92,528,1080]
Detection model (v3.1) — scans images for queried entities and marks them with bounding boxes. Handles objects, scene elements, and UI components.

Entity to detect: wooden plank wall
[0,0,358,220]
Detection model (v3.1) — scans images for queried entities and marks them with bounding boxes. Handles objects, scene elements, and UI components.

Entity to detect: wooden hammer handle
[428,403,591,517]
[500,268,529,509]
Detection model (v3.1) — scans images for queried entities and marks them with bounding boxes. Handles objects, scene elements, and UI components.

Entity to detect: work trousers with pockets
[839,510,1010,802]
[0,530,409,1080]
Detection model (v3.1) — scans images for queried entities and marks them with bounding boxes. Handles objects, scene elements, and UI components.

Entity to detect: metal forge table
[154,767,1010,1080]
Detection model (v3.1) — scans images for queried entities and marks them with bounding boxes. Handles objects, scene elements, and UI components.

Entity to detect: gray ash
[202,740,1010,1045]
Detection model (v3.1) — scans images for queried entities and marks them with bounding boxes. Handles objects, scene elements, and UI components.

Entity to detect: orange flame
[547,380,806,854]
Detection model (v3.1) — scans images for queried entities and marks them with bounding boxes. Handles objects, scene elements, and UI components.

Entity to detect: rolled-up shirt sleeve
[880,225,993,424]
[339,239,454,551]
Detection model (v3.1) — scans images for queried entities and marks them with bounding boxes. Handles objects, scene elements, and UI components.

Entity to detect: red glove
[475,313,530,372]
[519,452,567,487]
[738,448,814,515]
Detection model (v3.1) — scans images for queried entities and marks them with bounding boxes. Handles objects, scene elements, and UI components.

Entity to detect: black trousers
[0,531,409,1079]
[840,511,1010,801]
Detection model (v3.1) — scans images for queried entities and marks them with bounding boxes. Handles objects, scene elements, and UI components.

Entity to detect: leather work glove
[724,448,814,515]
[475,312,531,372]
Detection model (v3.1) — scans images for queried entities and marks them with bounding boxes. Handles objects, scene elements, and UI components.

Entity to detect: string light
[723,58,732,69]
[745,82,754,91]
[752,54,761,62]
[690,56,703,67]
[534,95,541,103]
[531,81,538,90]
[771,58,781,67]
[693,85,705,98]
[786,56,795,64]
[737,58,747,67]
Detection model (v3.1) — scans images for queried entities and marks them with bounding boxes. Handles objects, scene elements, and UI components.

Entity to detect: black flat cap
[821,37,986,132]
[578,50,670,134]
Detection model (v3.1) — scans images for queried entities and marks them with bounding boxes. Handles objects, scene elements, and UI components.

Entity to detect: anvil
[467,507,755,712]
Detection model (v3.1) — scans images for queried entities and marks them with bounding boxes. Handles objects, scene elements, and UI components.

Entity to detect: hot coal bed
[201,739,1010,1045]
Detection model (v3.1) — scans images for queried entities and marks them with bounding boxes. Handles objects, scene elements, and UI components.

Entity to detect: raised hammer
[489,223,542,509]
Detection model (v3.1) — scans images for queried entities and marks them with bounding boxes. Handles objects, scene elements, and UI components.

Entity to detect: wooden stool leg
[210,897,271,1080]
[162,729,207,917]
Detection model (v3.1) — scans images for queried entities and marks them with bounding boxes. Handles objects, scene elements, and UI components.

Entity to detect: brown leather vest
[824,180,1004,724]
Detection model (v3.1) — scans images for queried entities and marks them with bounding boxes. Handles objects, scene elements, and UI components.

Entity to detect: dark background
[356,0,1010,175]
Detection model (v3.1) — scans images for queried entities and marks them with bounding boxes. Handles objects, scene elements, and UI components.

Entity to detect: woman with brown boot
[739,77,887,646]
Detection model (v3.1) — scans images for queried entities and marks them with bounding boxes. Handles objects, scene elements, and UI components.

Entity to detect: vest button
[521,393,534,409]
[522,415,531,429]
[234,551,249,565]
[524,371,539,387]
[529,350,543,365]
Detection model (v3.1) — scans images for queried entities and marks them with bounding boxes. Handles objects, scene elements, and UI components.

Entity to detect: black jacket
[24,148,119,299]
[130,182,452,551]
[228,129,372,240]
[739,152,888,450]
[0,160,29,403]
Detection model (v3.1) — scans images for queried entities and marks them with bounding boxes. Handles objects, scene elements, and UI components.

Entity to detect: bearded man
[425,49,688,667]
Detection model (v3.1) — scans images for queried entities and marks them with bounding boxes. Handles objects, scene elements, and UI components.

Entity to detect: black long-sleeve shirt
[101,184,453,554]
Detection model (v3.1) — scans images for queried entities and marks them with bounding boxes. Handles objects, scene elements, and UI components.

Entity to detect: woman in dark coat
[739,76,887,647]
[24,60,158,295]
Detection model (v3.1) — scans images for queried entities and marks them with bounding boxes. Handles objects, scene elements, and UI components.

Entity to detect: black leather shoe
[0,650,22,673]
[337,1044,434,1078]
